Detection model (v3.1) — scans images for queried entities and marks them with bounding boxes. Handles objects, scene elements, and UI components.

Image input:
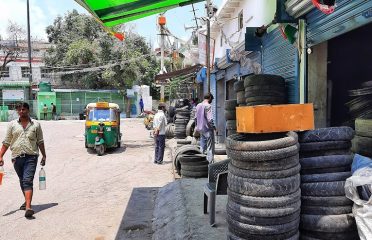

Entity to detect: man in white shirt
[153,103,167,164]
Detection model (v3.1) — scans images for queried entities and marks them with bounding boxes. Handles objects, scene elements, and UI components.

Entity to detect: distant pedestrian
[51,103,56,120]
[139,98,144,113]
[195,93,216,163]
[153,103,167,164]
[0,102,46,219]
[43,104,48,120]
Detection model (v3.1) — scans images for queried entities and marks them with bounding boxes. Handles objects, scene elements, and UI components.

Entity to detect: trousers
[155,135,166,163]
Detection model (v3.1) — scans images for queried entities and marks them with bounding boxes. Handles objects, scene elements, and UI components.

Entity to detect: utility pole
[205,0,214,93]
[26,0,33,101]
[158,15,166,103]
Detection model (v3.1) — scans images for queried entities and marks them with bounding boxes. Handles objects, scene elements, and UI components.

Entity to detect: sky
[0,0,222,47]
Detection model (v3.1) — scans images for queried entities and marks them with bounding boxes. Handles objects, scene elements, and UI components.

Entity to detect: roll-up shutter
[285,0,315,18]
[262,27,299,104]
[225,63,240,80]
[240,51,262,76]
[307,0,372,47]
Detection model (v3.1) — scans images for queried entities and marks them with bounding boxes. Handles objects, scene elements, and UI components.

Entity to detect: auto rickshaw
[85,102,122,155]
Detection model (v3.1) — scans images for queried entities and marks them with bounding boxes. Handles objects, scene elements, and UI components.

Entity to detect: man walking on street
[153,103,167,164]
[0,102,47,218]
[139,98,144,113]
[195,93,216,163]
[51,103,56,120]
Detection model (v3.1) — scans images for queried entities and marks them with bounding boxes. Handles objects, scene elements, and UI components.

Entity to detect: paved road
[0,119,174,240]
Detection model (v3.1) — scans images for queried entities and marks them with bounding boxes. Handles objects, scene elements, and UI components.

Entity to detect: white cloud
[0,0,48,40]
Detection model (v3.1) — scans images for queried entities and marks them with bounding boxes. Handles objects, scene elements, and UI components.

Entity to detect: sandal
[20,202,26,210]
[25,208,34,218]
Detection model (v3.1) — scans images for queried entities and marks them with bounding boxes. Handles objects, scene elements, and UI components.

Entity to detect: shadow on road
[3,202,58,217]
[115,187,159,240]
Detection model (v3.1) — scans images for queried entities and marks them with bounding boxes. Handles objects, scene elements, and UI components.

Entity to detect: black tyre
[178,154,206,163]
[301,205,352,215]
[227,198,300,218]
[352,135,372,157]
[245,100,286,106]
[174,145,202,173]
[228,227,299,240]
[231,154,299,171]
[227,144,299,162]
[181,169,207,178]
[243,74,285,88]
[225,100,238,110]
[226,132,298,151]
[181,160,209,166]
[181,163,208,171]
[245,84,286,93]
[300,149,352,158]
[176,140,191,145]
[300,155,353,169]
[300,214,357,233]
[300,141,351,152]
[215,148,226,155]
[185,120,195,137]
[226,120,237,130]
[225,110,236,120]
[244,90,286,98]
[298,127,355,143]
[301,195,352,207]
[227,215,299,235]
[228,188,301,208]
[301,172,351,183]
[355,118,372,137]
[228,173,300,197]
[168,106,176,118]
[234,80,245,92]
[245,96,286,103]
[300,230,359,240]
[301,166,351,175]
[237,91,245,105]
[229,162,300,179]
[301,181,346,197]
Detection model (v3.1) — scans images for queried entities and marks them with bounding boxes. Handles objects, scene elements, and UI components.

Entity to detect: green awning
[0,81,31,88]
[75,0,203,27]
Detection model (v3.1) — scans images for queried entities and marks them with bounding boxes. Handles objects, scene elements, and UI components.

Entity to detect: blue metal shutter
[307,0,372,47]
[240,51,262,76]
[262,27,299,103]
[225,63,240,80]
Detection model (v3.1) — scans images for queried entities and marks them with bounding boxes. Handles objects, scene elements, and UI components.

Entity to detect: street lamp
[27,0,33,101]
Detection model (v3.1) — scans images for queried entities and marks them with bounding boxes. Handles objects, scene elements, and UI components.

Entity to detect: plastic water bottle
[39,168,46,190]
[0,166,4,186]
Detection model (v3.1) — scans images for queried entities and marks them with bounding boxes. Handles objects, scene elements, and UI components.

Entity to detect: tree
[0,21,26,73]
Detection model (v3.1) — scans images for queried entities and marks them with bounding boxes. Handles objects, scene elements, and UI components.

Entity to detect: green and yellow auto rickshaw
[85,102,122,155]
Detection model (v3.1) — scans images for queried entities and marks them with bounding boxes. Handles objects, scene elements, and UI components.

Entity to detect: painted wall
[213,0,276,59]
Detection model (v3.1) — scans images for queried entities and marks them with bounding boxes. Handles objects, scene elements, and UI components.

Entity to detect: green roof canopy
[75,0,203,27]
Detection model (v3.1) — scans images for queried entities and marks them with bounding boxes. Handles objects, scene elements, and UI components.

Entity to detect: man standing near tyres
[195,93,216,163]
[0,102,46,218]
[153,103,167,164]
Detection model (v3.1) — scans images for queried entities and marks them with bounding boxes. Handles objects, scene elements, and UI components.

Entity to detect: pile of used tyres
[178,153,208,178]
[346,81,372,122]
[165,123,175,139]
[185,109,196,138]
[225,100,238,137]
[244,74,287,106]
[234,79,246,107]
[226,132,300,240]
[298,127,359,239]
[174,106,190,139]
[352,118,372,158]
[173,145,202,175]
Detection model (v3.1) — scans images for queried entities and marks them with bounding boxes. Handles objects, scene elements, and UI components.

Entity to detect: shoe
[20,202,26,210]
[25,208,34,218]
[157,161,163,165]
[154,161,159,164]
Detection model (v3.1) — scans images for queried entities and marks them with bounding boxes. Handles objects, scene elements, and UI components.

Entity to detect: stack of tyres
[298,127,359,240]
[174,145,202,175]
[165,123,175,139]
[352,118,372,157]
[174,107,190,139]
[225,100,238,136]
[346,81,372,122]
[226,132,301,240]
[179,153,208,178]
[244,74,287,106]
[234,80,246,107]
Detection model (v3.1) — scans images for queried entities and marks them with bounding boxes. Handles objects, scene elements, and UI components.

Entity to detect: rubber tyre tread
[245,100,285,106]
[226,132,298,151]
[226,120,237,130]
[228,173,300,197]
[185,119,195,137]
[228,228,299,240]
[174,145,201,173]
[181,160,209,166]
[301,166,351,175]
[225,100,238,110]
[244,90,286,98]
[227,215,299,235]
[181,163,208,171]
[300,141,351,152]
[234,80,245,92]
[355,118,372,137]
[236,91,245,105]
[227,198,300,218]
[181,169,207,178]
[226,144,299,162]
[301,172,351,183]
[231,154,299,171]
[300,155,353,169]
[227,188,301,208]
[243,74,285,88]
[225,110,236,120]
[301,195,352,207]
[301,181,346,197]
[352,135,372,157]
[229,162,300,179]
[245,95,286,103]
[215,148,226,155]
[178,154,206,163]
[298,127,355,143]
[300,214,357,233]
[300,149,352,158]
[301,205,352,215]
[300,230,359,240]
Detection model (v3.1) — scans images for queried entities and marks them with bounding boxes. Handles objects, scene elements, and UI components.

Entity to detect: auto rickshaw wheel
[85,139,88,148]
[97,145,105,156]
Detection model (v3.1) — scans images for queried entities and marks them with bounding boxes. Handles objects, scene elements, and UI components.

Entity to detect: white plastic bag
[345,167,372,240]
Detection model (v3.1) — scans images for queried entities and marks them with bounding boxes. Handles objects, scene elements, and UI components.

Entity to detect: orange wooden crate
[236,104,315,133]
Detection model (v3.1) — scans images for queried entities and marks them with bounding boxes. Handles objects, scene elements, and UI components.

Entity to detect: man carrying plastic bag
[345,154,372,240]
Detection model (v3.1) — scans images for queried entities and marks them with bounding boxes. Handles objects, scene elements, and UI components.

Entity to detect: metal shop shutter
[225,63,240,81]
[240,51,262,77]
[307,0,372,47]
[262,28,299,104]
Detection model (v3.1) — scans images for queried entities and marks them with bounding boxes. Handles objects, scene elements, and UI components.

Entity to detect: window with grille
[238,10,243,31]
[41,68,50,78]
[1,67,10,78]
[21,67,30,78]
